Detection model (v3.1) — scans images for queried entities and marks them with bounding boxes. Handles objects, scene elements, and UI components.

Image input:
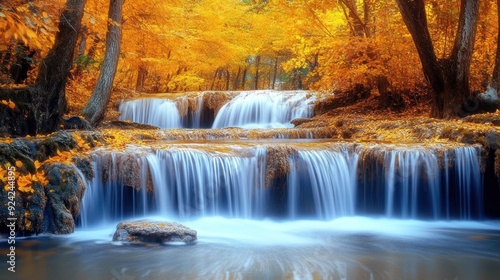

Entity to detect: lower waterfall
[79,142,485,227]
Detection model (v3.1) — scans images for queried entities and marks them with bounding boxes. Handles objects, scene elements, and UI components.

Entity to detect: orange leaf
[8,100,15,109]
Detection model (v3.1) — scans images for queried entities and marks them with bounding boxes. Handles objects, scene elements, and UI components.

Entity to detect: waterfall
[150,146,268,218]
[117,90,316,129]
[356,145,483,219]
[80,142,484,227]
[212,90,316,128]
[287,147,357,219]
[118,98,183,128]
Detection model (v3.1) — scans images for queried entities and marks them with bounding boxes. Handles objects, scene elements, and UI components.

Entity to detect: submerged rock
[112,220,197,244]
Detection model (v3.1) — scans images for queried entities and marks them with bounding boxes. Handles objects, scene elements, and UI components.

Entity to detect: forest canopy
[1,0,499,120]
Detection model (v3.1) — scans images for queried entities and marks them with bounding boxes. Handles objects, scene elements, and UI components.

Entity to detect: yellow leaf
[36,170,49,186]
[15,160,23,168]
[17,176,33,193]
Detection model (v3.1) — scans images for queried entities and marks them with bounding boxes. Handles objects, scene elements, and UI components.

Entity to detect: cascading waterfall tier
[118,98,184,128]
[212,90,316,128]
[118,90,317,129]
[80,142,484,227]
[356,144,483,219]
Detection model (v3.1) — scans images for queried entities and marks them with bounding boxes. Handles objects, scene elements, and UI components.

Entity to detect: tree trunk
[135,65,147,92]
[341,0,369,37]
[241,67,247,89]
[82,0,123,126]
[233,67,241,90]
[33,0,86,134]
[225,68,230,90]
[492,0,500,93]
[395,0,479,118]
[254,55,260,90]
[272,57,278,89]
[73,25,88,78]
[448,0,480,97]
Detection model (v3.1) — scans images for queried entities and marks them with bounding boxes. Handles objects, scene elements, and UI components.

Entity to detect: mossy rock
[34,131,77,161]
[42,163,86,234]
[0,142,35,174]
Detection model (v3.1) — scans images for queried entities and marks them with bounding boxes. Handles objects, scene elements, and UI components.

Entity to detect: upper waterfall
[117,90,317,129]
[212,90,316,128]
[118,98,183,128]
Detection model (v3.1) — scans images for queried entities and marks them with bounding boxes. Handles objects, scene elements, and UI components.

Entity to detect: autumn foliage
[0,0,499,114]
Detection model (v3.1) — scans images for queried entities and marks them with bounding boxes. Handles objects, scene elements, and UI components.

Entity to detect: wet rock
[76,131,106,148]
[112,220,197,244]
[101,120,159,130]
[42,163,86,234]
[62,116,93,130]
[0,187,23,234]
[34,130,77,161]
[0,142,35,173]
[73,156,94,181]
[290,118,314,127]
[477,86,500,112]
[24,181,47,234]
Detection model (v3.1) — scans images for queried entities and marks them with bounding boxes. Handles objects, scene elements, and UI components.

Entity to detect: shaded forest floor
[297,90,499,147]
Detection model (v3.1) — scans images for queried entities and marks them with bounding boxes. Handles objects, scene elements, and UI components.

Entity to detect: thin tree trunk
[210,68,219,90]
[341,0,369,37]
[33,0,86,133]
[225,68,230,90]
[241,67,247,89]
[254,55,260,90]
[233,67,241,90]
[73,25,88,78]
[272,57,278,89]
[135,65,147,92]
[82,0,123,126]
[363,0,372,37]
[491,0,500,93]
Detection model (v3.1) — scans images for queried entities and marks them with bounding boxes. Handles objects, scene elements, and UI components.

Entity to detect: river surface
[2,217,500,280]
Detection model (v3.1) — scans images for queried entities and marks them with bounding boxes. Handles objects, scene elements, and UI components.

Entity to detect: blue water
[2,217,500,280]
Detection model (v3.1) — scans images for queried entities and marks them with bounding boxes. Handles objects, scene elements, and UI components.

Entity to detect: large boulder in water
[113,220,197,244]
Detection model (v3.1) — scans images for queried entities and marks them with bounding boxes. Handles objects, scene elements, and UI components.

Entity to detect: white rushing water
[79,142,484,227]
[212,90,316,128]
[117,90,317,129]
[118,98,183,128]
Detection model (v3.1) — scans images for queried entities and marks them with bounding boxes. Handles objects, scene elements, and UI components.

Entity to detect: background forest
[1,0,499,118]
